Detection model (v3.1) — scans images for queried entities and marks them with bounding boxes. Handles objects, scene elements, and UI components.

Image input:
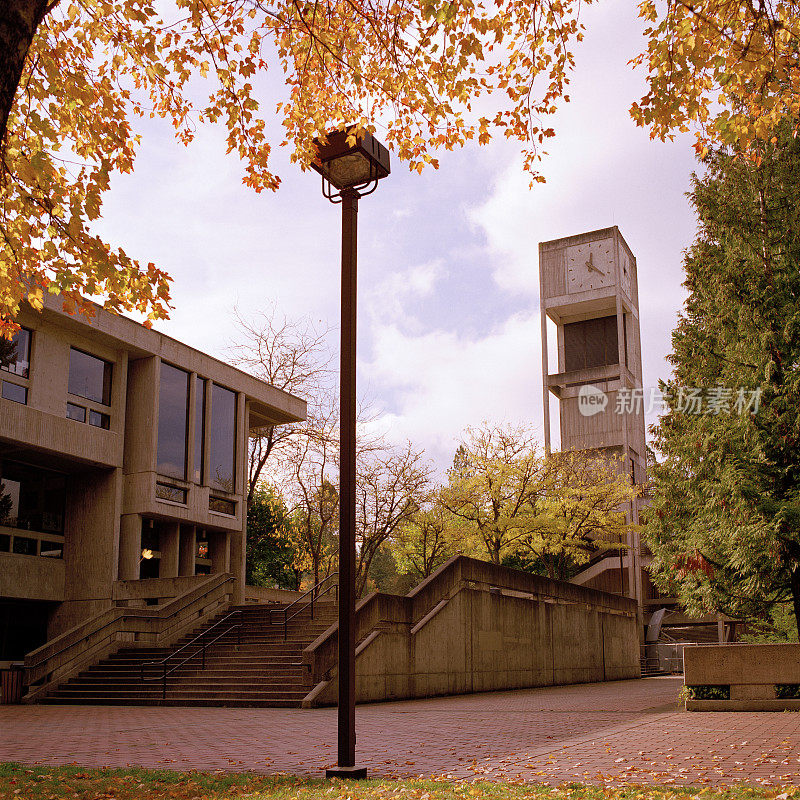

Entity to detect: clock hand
[585,253,604,275]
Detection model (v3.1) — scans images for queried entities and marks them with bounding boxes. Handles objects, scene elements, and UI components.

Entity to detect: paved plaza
[2,677,800,787]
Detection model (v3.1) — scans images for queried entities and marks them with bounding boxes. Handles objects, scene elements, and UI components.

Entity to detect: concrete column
[179,525,196,576]
[118,513,142,580]
[229,530,245,604]
[210,531,230,574]
[160,521,180,579]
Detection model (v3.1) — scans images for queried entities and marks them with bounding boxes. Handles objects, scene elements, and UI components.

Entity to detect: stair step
[43,601,336,707]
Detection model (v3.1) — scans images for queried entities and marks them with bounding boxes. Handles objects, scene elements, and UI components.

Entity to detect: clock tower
[539,226,648,622]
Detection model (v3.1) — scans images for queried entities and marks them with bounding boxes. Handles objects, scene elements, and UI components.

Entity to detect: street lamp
[311,127,390,779]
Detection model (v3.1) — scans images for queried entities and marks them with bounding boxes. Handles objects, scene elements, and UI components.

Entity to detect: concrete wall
[684,643,800,711]
[303,556,639,706]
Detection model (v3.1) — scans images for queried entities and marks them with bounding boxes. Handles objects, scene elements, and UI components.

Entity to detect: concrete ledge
[687,699,800,712]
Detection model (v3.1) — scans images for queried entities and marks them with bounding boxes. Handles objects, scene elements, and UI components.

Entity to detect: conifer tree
[647,121,800,637]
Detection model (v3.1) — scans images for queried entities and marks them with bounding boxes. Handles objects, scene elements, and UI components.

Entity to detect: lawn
[0,764,796,800]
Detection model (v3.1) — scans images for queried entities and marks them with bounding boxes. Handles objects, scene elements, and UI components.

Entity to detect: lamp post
[310,128,390,779]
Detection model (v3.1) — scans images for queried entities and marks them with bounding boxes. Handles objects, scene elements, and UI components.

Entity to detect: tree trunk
[791,567,800,641]
[0,0,51,148]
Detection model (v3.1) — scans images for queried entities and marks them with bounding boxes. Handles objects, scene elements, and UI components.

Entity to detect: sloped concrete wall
[304,556,639,706]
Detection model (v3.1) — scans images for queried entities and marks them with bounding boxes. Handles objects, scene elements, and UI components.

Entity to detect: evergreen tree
[647,121,800,636]
[246,487,302,591]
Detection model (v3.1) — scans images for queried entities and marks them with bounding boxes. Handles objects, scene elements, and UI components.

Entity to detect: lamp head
[311,128,390,196]
[141,548,154,560]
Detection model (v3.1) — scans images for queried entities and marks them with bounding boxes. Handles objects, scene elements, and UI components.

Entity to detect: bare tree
[228,305,333,505]
[282,399,340,590]
[355,441,432,596]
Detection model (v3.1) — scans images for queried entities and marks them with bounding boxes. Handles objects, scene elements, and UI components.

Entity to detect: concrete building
[539,227,654,628]
[0,297,305,663]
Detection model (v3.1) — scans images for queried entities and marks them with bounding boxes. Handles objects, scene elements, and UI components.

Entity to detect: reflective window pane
[68,348,112,405]
[0,328,31,378]
[39,541,63,559]
[155,483,187,504]
[209,384,236,491]
[157,363,189,480]
[12,536,37,556]
[66,402,86,422]
[209,496,236,515]
[2,381,27,405]
[88,410,110,429]
[0,462,66,535]
[194,377,205,483]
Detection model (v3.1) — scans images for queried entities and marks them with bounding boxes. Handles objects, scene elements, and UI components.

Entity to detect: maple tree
[440,422,636,573]
[0,0,588,337]
[632,0,800,154]
[440,423,551,565]
[516,449,635,581]
[391,495,463,580]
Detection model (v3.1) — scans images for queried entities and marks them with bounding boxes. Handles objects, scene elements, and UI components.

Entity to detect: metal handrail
[270,573,338,640]
[141,610,242,699]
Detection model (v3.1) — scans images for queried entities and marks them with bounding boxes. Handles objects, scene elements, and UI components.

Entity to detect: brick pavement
[2,677,800,787]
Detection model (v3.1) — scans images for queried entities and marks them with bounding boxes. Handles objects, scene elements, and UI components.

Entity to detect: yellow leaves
[633,0,800,152]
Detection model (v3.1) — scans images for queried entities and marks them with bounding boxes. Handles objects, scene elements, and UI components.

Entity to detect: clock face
[621,249,634,297]
[567,239,614,293]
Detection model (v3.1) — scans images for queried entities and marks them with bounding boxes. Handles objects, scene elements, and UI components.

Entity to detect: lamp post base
[326,765,368,779]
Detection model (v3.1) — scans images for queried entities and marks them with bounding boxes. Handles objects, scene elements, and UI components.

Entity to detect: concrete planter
[684,643,800,711]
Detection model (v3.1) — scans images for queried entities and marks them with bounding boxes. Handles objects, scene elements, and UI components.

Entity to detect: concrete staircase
[41,602,337,707]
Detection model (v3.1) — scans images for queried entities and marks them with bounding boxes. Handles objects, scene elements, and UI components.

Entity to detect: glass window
[39,541,63,559]
[155,483,187,504]
[0,534,9,551]
[68,348,112,405]
[0,328,31,378]
[209,496,236,515]
[12,536,37,556]
[66,402,86,422]
[157,362,189,480]
[88,409,110,429]
[193,377,205,483]
[0,461,66,535]
[1,381,27,405]
[209,384,236,492]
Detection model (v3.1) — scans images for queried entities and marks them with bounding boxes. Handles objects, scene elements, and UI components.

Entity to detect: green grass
[0,764,798,800]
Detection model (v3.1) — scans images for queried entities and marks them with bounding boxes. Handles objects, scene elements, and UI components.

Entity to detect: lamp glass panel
[324,152,373,189]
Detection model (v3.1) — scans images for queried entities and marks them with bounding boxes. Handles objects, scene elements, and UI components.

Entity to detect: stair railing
[140,609,242,699]
[271,573,338,641]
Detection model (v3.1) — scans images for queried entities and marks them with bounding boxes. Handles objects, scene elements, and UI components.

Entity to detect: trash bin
[1,664,24,704]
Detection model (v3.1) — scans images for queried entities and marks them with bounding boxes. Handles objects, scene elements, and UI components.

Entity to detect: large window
[0,460,66,536]
[1,327,31,406]
[68,348,112,405]
[563,315,619,372]
[157,362,189,480]
[209,384,236,492]
[1,327,31,378]
[193,377,206,483]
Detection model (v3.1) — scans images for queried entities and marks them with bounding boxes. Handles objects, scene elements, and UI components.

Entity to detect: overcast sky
[95,0,700,476]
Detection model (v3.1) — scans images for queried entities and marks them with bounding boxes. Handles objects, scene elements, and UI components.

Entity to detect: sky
[95,0,700,477]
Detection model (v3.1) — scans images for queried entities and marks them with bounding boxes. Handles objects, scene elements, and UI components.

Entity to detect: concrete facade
[538,227,655,629]
[302,556,640,706]
[0,297,304,662]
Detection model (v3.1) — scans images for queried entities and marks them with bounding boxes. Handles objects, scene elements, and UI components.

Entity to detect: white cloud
[362,313,544,474]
